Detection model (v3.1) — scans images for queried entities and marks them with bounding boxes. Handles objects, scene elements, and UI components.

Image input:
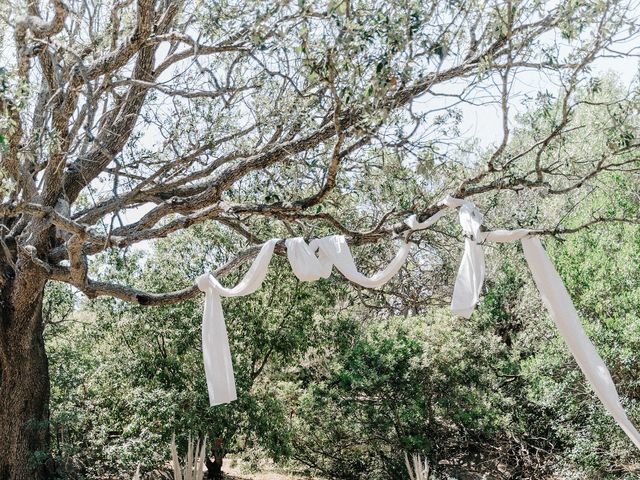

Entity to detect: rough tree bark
[0,263,50,479]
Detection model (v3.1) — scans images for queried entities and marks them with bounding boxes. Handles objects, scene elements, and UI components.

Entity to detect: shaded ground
[117,457,320,480]
[222,457,319,480]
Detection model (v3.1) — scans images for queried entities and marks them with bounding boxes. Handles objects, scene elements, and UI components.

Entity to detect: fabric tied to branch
[198,235,408,406]
[287,235,410,288]
[447,205,640,449]
[450,202,485,318]
[403,194,466,231]
[404,195,485,318]
[196,239,279,405]
[194,195,640,451]
[521,236,640,449]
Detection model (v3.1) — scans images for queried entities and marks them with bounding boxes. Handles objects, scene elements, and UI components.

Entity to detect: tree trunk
[0,269,52,480]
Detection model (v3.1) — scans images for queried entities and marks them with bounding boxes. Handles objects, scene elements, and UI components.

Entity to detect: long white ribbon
[194,196,640,450]
[198,235,409,406]
[521,236,640,449]
[444,199,640,448]
[196,239,279,405]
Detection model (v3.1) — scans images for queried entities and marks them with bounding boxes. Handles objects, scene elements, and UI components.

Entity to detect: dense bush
[45,83,640,479]
[45,209,640,478]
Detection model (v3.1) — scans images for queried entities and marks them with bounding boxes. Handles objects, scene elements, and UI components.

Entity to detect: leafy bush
[46,189,640,479]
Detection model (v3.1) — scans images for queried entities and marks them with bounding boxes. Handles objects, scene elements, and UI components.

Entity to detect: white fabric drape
[286,235,410,288]
[446,199,640,449]
[198,235,410,406]
[451,202,485,318]
[404,195,486,318]
[285,237,333,281]
[403,194,465,230]
[326,236,409,287]
[521,236,640,449]
[196,239,279,405]
[194,195,640,451]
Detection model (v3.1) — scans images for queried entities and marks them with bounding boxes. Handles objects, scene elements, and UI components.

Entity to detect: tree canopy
[1,0,640,478]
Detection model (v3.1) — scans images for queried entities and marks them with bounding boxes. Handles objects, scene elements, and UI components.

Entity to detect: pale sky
[453,54,639,149]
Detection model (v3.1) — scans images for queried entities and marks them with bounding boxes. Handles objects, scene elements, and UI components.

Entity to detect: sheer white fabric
[521,236,640,449]
[199,236,409,405]
[285,237,333,281]
[193,196,640,450]
[403,194,465,230]
[309,236,409,287]
[286,236,409,286]
[447,200,640,449]
[196,239,279,405]
[451,202,485,318]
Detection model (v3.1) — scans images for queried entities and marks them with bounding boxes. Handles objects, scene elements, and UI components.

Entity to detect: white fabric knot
[196,272,211,292]
[403,194,465,231]
[285,237,332,281]
[287,235,410,289]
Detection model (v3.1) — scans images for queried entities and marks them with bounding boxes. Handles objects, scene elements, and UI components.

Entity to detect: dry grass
[222,456,321,480]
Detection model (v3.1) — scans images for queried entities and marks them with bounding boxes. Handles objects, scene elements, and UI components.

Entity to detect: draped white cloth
[438,198,640,449]
[451,202,485,318]
[195,196,640,450]
[196,239,279,405]
[286,235,410,287]
[198,235,414,405]
[521,236,640,449]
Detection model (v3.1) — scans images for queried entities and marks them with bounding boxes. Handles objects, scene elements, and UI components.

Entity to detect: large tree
[0,0,639,478]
